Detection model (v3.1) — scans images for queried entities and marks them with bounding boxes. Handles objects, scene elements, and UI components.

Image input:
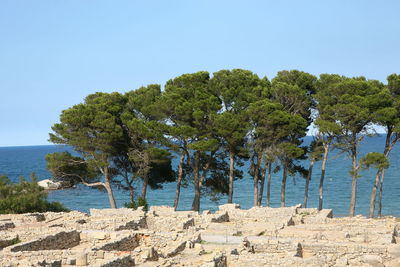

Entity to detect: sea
[0,135,399,216]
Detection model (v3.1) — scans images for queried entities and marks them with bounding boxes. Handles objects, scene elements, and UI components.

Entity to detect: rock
[361,254,383,267]
[231,248,239,255]
[194,243,203,250]
[0,222,15,231]
[335,257,348,266]
[76,253,87,266]
[202,210,211,215]
[90,231,107,240]
[66,258,76,265]
[385,258,400,267]
[38,179,71,190]
[388,244,400,258]
[218,203,240,211]
[211,211,229,223]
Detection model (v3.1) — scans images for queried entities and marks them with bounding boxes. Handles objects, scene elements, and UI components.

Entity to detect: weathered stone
[388,244,400,258]
[210,211,229,223]
[0,206,398,267]
[66,258,76,265]
[218,203,240,211]
[0,221,15,231]
[76,253,87,266]
[361,254,383,267]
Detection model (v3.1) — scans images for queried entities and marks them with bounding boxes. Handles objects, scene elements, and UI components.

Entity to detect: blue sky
[0,0,399,146]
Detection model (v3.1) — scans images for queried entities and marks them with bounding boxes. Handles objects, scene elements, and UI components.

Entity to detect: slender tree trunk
[303,159,314,208]
[128,183,134,203]
[141,174,149,199]
[122,173,134,203]
[258,161,268,206]
[266,162,272,207]
[173,153,185,211]
[369,169,382,218]
[280,161,288,207]
[192,151,201,211]
[378,169,385,217]
[192,153,212,212]
[253,154,261,207]
[104,167,117,209]
[370,129,392,218]
[228,151,235,203]
[319,143,329,211]
[349,141,358,217]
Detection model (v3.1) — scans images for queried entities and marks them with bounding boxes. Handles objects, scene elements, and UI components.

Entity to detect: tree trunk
[280,161,288,207]
[318,143,329,210]
[378,169,385,217]
[258,161,268,206]
[266,162,272,207]
[141,174,149,200]
[128,183,134,203]
[368,169,382,218]
[121,172,134,203]
[349,141,358,217]
[104,167,117,209]
[173,153,185,211]
[228,151,235,203]
[253,154,261,207]
[370,129,392,218]
[191,151,201,212]
[303,159,314,208]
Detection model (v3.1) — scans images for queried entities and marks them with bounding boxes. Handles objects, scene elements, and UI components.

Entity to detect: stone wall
[9,231,80,252]
[95,255,135,267]
[95,234,139,251]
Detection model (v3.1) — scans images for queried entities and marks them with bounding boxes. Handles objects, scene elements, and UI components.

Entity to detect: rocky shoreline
[0,204,399,266]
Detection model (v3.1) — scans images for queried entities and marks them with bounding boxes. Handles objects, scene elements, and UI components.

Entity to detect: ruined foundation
[0,204,399,266]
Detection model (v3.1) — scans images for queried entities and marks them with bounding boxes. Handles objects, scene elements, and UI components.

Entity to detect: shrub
[0,173,69,214]
[124,197,149,212]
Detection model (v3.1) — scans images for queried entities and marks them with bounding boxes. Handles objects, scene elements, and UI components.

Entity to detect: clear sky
[0,0,399,146]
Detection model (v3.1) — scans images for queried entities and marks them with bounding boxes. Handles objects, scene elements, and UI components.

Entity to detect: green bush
[124,201,137,209]
[124,197,149,212]
[0,173,69,214]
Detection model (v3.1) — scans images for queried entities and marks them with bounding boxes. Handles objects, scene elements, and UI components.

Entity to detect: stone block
[218,204,240,211]
[66,258,76,265]
[211,211,229,223]
[76,253,87,266]
[388,244,400,258]
[361,255,383,266]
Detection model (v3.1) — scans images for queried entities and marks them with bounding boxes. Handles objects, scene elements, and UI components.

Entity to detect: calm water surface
[0,136,399,216]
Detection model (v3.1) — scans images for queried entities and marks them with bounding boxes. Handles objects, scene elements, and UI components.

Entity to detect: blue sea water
[0,136,399,216]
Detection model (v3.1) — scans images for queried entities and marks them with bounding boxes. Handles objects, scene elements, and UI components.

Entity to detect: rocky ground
[0,204,399,266]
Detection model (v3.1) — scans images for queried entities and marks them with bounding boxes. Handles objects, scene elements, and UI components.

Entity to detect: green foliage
[308,139,325,162]
[44,68,399,213]
[0,174,68,214]
[271,70,317,122]
[360,152,390,170]
[123,84,176,191]
[49,92,126,156]
[46,152,99,185]
[124,201,136,209]
[124,197,149,211]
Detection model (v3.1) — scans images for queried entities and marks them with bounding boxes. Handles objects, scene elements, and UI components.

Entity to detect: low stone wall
[0,235,19,250]
[95,255,135,267]
[301,241,388,258]
[95,234,139,251]
[244,237,302,256]
[9,231,80,252]
[0,221,15,231]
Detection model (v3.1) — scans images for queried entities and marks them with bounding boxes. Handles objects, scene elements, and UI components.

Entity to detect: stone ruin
[0,204,399,266]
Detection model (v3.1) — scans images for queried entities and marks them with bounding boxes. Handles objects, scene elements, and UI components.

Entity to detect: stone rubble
[0,204,399,266]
